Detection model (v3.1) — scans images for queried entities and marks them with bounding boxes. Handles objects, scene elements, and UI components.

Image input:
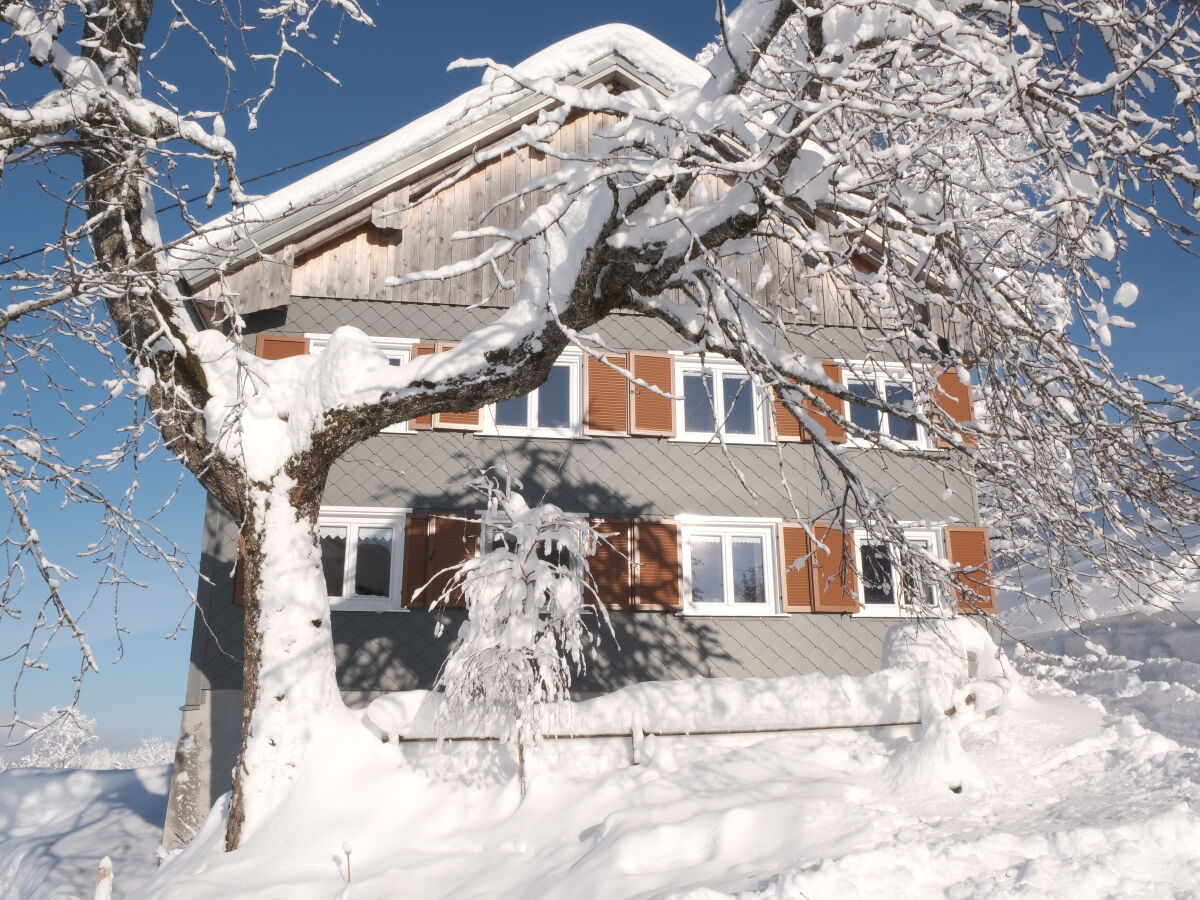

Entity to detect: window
[676,357,767,443]
[318,507,409,611]
[680,520,779,614]
[307,335,416,434]
[844,364,926,448]
[852,528,941,617]
[484,348,583,438]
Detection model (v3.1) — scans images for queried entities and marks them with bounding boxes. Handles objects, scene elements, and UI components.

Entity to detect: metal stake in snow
[342,841,353,882]
[94,856,113,900]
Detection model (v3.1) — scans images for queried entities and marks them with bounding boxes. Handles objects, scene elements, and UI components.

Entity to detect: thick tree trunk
[225,463,346,851]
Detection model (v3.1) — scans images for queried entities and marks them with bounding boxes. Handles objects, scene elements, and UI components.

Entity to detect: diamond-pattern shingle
[186,299,979,696]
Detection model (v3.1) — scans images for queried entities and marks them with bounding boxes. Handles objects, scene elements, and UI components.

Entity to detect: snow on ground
[0,765,169,899]
[132,617,1200,900]
[10,610,1200,899]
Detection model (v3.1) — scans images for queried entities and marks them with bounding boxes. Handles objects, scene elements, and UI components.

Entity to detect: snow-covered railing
[365,667,924,762]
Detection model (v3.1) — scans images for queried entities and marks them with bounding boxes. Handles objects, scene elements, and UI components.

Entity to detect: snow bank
[0,765,169,899]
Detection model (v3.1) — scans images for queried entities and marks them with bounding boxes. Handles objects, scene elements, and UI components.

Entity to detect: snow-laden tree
[429,472,607,779]
[15,707,98,769]
[3,0,1200,850]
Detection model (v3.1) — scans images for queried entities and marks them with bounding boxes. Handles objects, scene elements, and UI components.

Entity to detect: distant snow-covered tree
[16,707,98,769]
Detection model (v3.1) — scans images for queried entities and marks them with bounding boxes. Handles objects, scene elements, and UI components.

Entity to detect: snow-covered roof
[171,25,707,291]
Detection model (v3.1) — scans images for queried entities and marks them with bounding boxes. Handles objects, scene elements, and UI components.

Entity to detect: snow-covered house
[162,25,995,845]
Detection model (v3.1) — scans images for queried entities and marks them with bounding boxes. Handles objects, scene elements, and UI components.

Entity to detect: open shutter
[935,367,976,448]
[945,526,996,614]
[590,517,634,609]
[585,353,630,436]
[402,514,430,608]
[633,519,681,610]
[804,362,847,444]
[778,524,814,612]
[409,342,437,430]
[432,341,481,431]
[810,522,859,613]
[254,334,309,359]
[629,352,675,437]
[424,514,480,608]
[772,385,806,442]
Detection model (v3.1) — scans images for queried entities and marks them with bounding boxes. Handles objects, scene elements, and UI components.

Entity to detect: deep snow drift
[131,615,1200,900]
[0,765,169,899]
[9,609,1200,898]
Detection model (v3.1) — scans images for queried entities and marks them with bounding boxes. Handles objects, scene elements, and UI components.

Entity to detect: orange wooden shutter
[945,526,996,613]
[629,352,675,437]
[810,522,859,613]
[410,342,436,430]
[935,368,976,448]
[254,334,309,359]
[424,515,480,608]
[585,353,630,436]
[772,385,806,442]
[778,524,814,612]
[804,362,846,444]
[402,514,430,608]
[432,342,481,430]
[633,519,681,610]
[590,517,633,609]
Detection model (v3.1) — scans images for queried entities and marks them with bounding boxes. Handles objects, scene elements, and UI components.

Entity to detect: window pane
[689,535,725,604]
[886,384,918,441]
[536,538,573,569]
[388,357,403,366]
[683,372,716,433]
[355,527,393,597]
[319,526,347,598]
[904,538,937,609]
[731,535,766,603]
[861,544,895,605]
[537,365,571,429]
[495,394,529,428]
[722,375,756,435]
[849,381,880,433]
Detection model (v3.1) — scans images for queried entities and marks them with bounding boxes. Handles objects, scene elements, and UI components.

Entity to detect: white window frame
[679,517,781,616]
[481,346,584,439]
[840,360,931,450]
[306,334,418,434]
[673,354,770,445]
[851,527,942,617]
[318,506,410,612]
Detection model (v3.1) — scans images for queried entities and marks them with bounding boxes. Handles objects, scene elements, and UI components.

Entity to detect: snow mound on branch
[0,765,169,899]
[169,24,706,276]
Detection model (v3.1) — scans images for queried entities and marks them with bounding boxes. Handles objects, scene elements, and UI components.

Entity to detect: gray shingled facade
[163,296,980,846]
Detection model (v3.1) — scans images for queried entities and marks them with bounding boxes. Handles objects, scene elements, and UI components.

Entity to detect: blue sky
[1,1,1197,749]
